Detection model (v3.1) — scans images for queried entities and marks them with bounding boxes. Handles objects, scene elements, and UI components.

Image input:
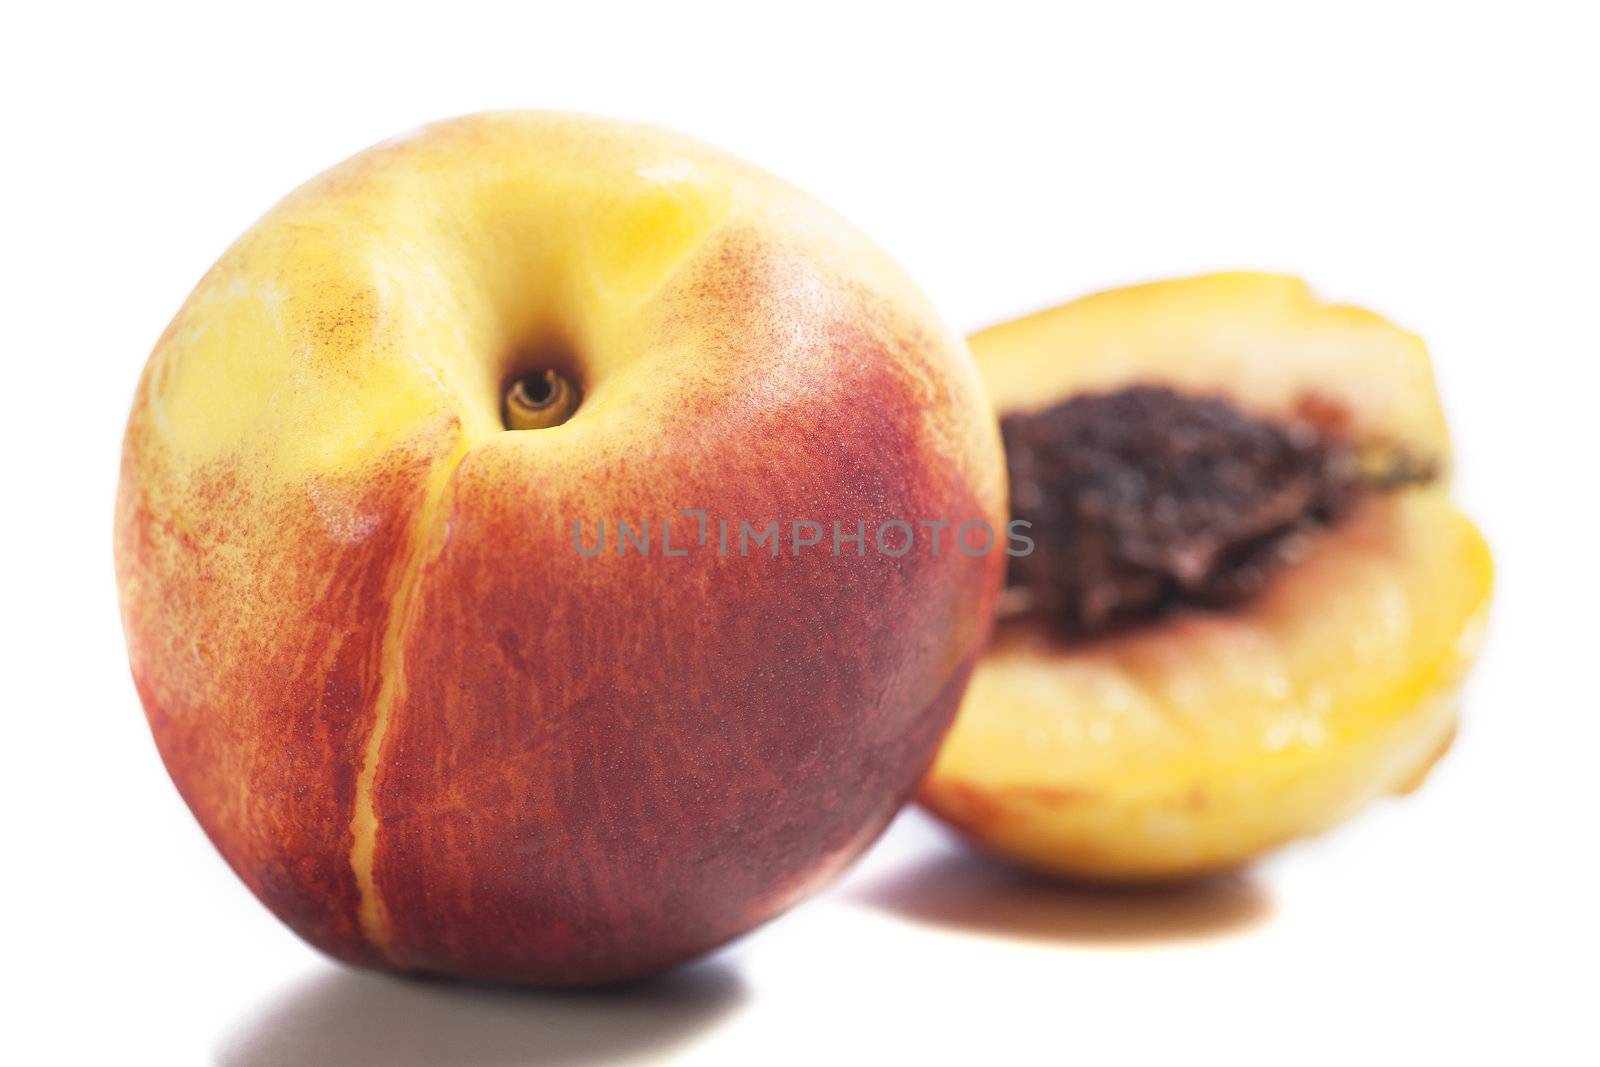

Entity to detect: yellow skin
[920,274,1493,881]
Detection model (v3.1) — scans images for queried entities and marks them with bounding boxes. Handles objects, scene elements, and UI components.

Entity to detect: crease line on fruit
[349,435,472,959]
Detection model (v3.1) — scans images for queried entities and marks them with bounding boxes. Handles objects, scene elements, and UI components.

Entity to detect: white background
[5,2,1597,1064]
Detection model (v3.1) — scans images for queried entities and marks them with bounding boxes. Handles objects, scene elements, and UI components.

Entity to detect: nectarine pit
[1001,385,1431,634]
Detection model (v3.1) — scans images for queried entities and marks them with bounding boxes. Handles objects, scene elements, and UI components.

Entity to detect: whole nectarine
[116,112,1006,984]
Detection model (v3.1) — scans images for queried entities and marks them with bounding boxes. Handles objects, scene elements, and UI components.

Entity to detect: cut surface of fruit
[977,273,1451,466]
[920,273,1492,880]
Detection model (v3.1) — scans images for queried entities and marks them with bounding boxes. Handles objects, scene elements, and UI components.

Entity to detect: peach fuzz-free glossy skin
[919,274,1492,881]
[115,113,1006,984]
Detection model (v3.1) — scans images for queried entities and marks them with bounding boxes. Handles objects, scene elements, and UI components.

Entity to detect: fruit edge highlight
[918,272,1493,882]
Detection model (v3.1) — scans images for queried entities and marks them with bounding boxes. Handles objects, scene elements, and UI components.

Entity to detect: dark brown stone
[1002,385,1380,634]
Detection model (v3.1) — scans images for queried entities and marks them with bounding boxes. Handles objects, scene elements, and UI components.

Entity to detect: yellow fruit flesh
[920,274,1492,880]
[978,272,1452,465]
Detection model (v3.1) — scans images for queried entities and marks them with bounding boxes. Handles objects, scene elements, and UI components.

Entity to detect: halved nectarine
[919,273,1492,881]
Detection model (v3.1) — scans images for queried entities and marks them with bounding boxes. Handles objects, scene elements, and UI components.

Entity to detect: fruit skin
[115,113,1006,984]
[919,274,1492,881]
